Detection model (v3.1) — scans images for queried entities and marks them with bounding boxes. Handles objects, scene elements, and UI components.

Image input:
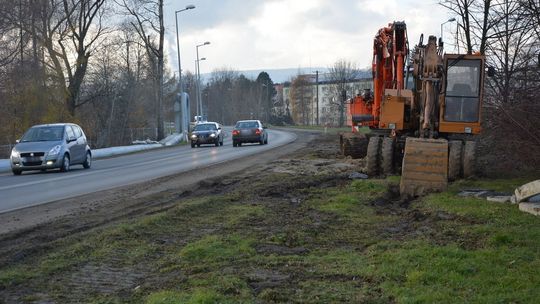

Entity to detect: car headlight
[191,134,197,139]
[210,133,216,138]
[11,149,19,158]
[48,145,61,156]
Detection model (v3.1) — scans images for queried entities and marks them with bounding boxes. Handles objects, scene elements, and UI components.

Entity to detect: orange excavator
[342,21,487,197]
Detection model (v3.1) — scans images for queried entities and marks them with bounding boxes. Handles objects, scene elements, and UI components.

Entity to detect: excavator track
[400,138,449,198]
[462,141,476,178]
[366,137,381,176]
[448,140,462,181]
[381,137,395,175]
[340,133,368,159]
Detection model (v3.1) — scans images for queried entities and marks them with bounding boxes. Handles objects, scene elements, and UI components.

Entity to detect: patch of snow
[91,144,163,159]
[0,159,9,172]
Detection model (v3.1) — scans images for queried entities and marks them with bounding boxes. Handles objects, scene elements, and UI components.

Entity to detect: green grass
[179,235,255,265]
[360,177,540,303]
[2,176,540,303]
[146,289,232,304]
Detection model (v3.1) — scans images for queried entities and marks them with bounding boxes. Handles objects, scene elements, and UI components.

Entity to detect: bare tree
[290,74,312,125]
[327,59,359,127]
[38,0,108,117]
[440,0,493,54]
[521,0,540,41]
[486,0,536,104]
[117,0,166,139]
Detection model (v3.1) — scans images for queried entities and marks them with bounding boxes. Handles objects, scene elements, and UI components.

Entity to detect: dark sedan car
[232,120,268,147]
[190,122,224,148]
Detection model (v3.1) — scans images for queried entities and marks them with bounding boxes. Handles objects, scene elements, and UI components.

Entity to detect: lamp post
[174,4,195,134]
[175,4,195,93]
[440,17,456,44]
[315,70,319,125]
[196,41,210,118]
[195,57,206,121]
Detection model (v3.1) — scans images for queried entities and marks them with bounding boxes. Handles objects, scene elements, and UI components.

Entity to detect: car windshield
[236,121,259,128]
[193,124,217,131]
[20,126,64,142]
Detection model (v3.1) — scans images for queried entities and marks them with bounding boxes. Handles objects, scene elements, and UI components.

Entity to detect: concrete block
[514,180,540,203]
[519,202,540,216]
[486,196,512,203]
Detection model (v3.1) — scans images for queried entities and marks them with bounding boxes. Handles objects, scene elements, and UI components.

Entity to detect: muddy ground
[0,131,456,303]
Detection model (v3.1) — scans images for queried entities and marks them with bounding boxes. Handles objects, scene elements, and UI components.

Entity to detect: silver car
[10,123,92,175]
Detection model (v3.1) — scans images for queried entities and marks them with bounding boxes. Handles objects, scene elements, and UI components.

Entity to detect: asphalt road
[0,128,296,214]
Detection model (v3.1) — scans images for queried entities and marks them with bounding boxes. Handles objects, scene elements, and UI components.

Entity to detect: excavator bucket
[400,138,448,198]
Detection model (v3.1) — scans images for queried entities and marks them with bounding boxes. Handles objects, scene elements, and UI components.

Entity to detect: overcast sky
[164,0,455,75]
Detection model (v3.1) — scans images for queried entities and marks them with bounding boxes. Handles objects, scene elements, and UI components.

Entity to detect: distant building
[282,72,372,126]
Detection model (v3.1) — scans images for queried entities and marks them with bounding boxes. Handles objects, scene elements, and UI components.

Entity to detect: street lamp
[196,41,210,118]
[195,57,206,121]
[175,4,195,92]
[174,4,195,134]
[440,17,456,44]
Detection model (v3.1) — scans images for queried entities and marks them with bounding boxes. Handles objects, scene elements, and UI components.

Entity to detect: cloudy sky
[163,0,455,75]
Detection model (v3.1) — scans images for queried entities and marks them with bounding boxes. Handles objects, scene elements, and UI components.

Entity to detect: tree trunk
[66,50,90,116]
[156,0,164,140]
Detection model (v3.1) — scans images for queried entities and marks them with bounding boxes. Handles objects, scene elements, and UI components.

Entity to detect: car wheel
[265,137,268,144]
[191,142,195,148]
[12,169,22,176]
[220,139,224,146]
[60,154,70,172]
[259,137,264,145]
[83,152,92,169]
[197,144,200,147]
[238,142,242,147]
[215,139,219,147]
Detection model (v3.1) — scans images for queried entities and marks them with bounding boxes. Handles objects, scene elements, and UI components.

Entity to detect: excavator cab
[439,54,485,134]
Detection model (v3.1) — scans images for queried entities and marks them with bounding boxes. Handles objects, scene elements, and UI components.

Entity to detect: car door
[68,126,84,163]
[73,125,86,162]
[64,126,79,162]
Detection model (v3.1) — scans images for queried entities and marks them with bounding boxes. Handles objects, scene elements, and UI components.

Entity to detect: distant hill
[238,67,328,83]
[201,67,371,84]
[200,67,327,84]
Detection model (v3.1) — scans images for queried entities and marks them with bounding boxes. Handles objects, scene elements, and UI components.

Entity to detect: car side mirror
[15,139,20,143]
[67,137,76,143]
